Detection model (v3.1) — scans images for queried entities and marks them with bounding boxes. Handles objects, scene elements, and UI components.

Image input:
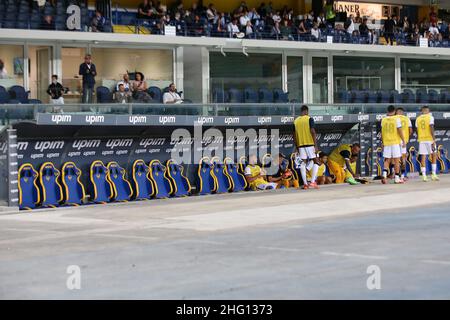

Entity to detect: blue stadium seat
[440,89,450,103]
[428,89,439,104]
[367,91,379,103]
[258,87,273,103]
[211,157,232,194]
[224,158,247,192]
[244,87,258,103]
[406,147,421,175]
[148,160,173,199]
[438,145,450,174]
[39,162,63,208]
[132,159,154,200]
[273,88,288,103]
[390,90,402,103]
[228,88,243,103]
[148,86,162,103]
[416,88,429,104]
[90,160,114,203]
[335,90,349,103]
[212,88,228,103]
[8,85,29,103]
[197,157,216,195]
[0,86,10,104]
[165,159,191,197]
[96,86,113,103]
[18,163,40,210]
[107,162,133,201]
[61,162,86,206]
[353,90,367,103]
[402,89,415,103]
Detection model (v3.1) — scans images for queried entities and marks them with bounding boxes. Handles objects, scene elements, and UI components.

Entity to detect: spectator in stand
[228,19,242,38]
[191,1,202,17]
[311,23,320,41]
[91,10,106,32]
[400,16,411,33]
[429,6,438,25]
[429,23,440,37]
[317,12,326,29]
[354,10,362,24]
[116,73,131,92]
[383,15,396,45]
[324,0,336,26]
[248,8,261,25]
[0,59,7,79]
[114,83,132,104]
[190,14,205,36]
[163,83,183,104]
[295,16,309,40]
[245,21,254,38]
[42,14,54,30]
[359,18,369,38]
[345,14,355,34]
[272,11,281,23]
[206,4,217,23]
[132,72,152,103]
[171,12,185,35]
[240,10,251,27]
[137,0,153,20]
[271,21,282,39]
[47,75,65,105]
[280,19,292,40]
[216,12,227,36]
[79,54,96,104]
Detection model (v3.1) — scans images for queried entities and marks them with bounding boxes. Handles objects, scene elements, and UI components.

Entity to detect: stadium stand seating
[8,85,30,104]
[197,157,217,195]
[61,162,86,206]
[18,163,40,210]
[107,161,133,201]
[148,159,172,198]
[224,158,247,192]
[96,86,114,103]
[39,162,63,208]
[148,86,162,103]
[90,160,114,203]
[165,159,191,197]
[132,159,154,200]
[211,157,232,194]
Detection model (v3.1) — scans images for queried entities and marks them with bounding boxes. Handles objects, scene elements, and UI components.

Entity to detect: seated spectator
[280,19,292,40]
[216,12,227,36]
[296,16,309,39]
[190,15,205,36]
[42,15,55,30]
[307,152,332,185]
[0,59,7,79]
[47,75,65,105]
[248,8,261,25]
[91,10,106,32]
[137,0,153,20]
[271,21,281,39]
[345,15,355,34]
[272,11,281,23]
[240,10,251,27]
[359,18,369,37]
[311,23,320,41]
[267,154,299,189]
[132,72,152,103]
[116,73,131,92]
[206,4,217,23]
[228,19,243,38]
[244,154,277,190]
[429,23,440,36]
[114,84,132,104]
[171,12,186,35]
[163,83,183,104]
[245,21,254,38]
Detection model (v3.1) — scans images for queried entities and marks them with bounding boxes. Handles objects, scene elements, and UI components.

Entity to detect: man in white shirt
[116,73,131,92]
[228,19,241,37]
[429,23,440,36]
[239,12,250,27]
[163,83,183,104]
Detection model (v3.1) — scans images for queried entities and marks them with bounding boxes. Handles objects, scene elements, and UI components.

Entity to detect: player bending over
[328,143,361,185]
[381,105,406,184]
[293,105,320,189]
[416,106,439,182]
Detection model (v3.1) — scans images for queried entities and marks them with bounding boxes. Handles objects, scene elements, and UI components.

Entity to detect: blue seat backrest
[213,88,229,103]
[18,163,40,210]
[166,160,191,197]
[149,160,172,198]
[0,86,10,104]
[224,160,247,192]
[273,89,288,103]
[96,86,112,103]
[244,88,258,103]
[212,159,231,193]
[39,162,63,207]
[197,158,216,195]
[228,88,243,103]
[62,162,85,205]
[107,162,133,201]
[90,160,113,203]
[8,85,28,103]
[148,86,162,103]
[258,88,273,103]
[132,159,154,200]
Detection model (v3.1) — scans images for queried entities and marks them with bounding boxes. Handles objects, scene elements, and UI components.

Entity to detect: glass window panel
[401,58,450,92]
[0,45,25,90]
[210,52,282,102]
[333,56,395,102]
[312,57,328,104]
[287,56,303,103]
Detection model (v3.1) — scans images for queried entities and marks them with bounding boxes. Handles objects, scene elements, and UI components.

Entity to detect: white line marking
[257,246,302,252]
[321,251,388,260]
[421,259,450,266]
[95,234,159,241]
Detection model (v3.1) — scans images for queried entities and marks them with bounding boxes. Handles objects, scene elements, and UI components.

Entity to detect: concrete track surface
[1,176,450,299]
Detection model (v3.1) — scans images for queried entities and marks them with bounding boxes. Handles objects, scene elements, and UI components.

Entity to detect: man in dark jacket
[47,74,65,105]
[79,54,97,103]
[384,15,396,45]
